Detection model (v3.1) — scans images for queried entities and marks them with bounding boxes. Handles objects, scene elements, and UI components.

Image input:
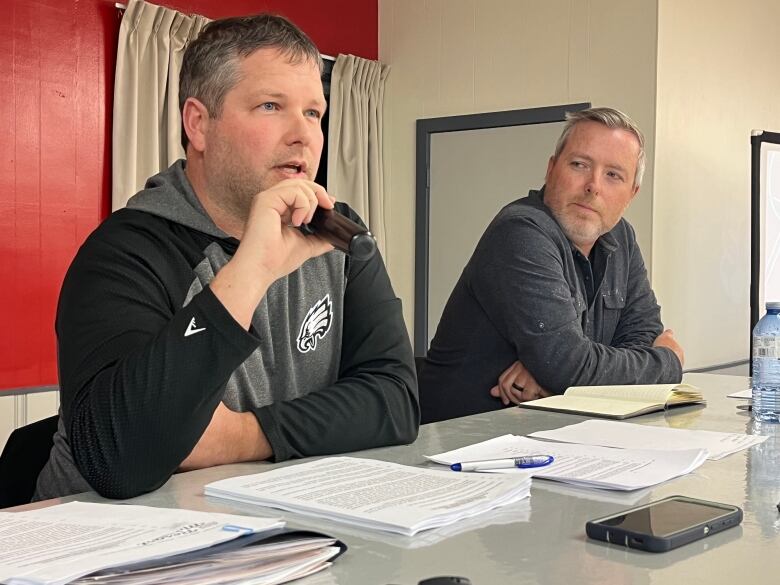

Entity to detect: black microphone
[301,206,377,261]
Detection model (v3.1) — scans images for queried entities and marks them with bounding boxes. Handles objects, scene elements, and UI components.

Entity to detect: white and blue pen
[450,455,554,472]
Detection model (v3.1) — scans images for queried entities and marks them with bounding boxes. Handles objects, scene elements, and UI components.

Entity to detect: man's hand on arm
[179,403,272,471]
[210,179,335,329]
[490,360,552,405]
[183,182,333,471]
[653,329,685,368]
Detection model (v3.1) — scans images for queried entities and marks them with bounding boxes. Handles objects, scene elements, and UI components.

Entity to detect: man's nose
[584,173,601,196]
[285,113,318,146]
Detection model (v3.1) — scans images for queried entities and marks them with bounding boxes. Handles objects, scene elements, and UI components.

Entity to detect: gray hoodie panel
[128,160,346,407]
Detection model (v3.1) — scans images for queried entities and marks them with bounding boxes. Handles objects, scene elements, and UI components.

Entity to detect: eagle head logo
[297,294,333,353]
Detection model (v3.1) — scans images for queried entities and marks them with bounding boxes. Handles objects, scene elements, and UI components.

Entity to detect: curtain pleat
[112,0,209,210]
[327,55,390,257]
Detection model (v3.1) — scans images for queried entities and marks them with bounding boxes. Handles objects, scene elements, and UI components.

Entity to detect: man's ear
[544,156,556,183]
[181,97,210,153]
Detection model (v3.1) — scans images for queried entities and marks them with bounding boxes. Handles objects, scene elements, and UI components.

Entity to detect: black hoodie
[35,160,419,500]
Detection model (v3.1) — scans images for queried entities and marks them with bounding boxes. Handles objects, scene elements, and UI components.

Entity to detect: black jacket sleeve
[253,208,420,460]
[58,217,261,499]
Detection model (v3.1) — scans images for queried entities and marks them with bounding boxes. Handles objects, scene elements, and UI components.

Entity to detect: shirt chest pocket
[600,290,626,343]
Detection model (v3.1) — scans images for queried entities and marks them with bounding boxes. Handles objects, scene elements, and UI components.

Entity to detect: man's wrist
[210,259,272,329]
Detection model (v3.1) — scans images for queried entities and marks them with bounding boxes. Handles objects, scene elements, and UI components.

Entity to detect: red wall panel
[0,0,377,390]
[165,0,378,59]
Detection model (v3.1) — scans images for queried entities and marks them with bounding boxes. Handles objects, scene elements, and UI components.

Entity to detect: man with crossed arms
[419,107,683,424]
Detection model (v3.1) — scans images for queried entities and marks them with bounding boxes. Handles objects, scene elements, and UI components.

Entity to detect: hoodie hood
[126,160,229,239]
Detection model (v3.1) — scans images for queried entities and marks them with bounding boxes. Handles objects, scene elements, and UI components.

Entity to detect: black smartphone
[586,495,742,552]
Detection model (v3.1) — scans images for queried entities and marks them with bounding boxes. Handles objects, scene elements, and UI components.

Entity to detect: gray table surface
[13,373,780,585]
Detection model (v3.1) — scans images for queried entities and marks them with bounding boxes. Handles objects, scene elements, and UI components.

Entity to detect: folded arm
[62,180,337,498]
[60,252,259,499]
[471,215,682,395]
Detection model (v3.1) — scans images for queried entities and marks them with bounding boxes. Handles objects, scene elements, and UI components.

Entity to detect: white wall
[379,0,658,340]
[654,0,780,368]
[0,391,58,452]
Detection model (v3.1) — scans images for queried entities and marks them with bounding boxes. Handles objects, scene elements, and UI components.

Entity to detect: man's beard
[552,209,604,249]
[205,154,269,222]
[221,170,265,220]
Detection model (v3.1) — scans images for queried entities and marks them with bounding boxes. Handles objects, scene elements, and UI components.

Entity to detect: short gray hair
[179,14,323,149]
[553,107,645,189]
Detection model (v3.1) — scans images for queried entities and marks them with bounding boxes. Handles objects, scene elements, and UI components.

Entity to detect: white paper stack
[529,419,767,460]
[427,434,708,491]
[205,457,532,536]
[0,502,340,585]
[71,537,339,585]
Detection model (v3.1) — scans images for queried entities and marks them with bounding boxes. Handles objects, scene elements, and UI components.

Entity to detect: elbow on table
[387,393,421,445]
[393,419,420,445]
[77,453,173,500]
[87,468,170,500]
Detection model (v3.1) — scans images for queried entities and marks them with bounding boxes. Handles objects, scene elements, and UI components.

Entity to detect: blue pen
[450,455,554,472]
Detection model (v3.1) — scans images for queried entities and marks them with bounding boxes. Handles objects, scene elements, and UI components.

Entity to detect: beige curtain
[327,54,390,256]
[112,0,209,210]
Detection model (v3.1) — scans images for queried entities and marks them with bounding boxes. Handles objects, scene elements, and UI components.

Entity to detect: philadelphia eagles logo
[297,294,333,353]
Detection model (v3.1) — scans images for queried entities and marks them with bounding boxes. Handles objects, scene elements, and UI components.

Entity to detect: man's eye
[571,161,586,169]
[259,102,278,111]
[305,109,322,119]
[607,171,624,181]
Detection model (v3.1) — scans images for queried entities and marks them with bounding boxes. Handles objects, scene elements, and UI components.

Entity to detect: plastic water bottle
[746,420,780,537]
[752,302,780,422]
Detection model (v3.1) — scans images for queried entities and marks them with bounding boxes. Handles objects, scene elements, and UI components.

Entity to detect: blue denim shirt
[420,188,683,423]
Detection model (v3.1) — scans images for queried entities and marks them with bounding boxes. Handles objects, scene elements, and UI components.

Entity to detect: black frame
[750,130,780,334]
[414,102,590,356]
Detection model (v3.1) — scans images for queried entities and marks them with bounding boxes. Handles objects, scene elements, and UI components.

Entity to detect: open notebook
[518,383,704,419]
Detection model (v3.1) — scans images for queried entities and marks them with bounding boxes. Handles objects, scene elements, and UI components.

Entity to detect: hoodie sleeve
[252,206,420,459]
[57,213,261,499]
